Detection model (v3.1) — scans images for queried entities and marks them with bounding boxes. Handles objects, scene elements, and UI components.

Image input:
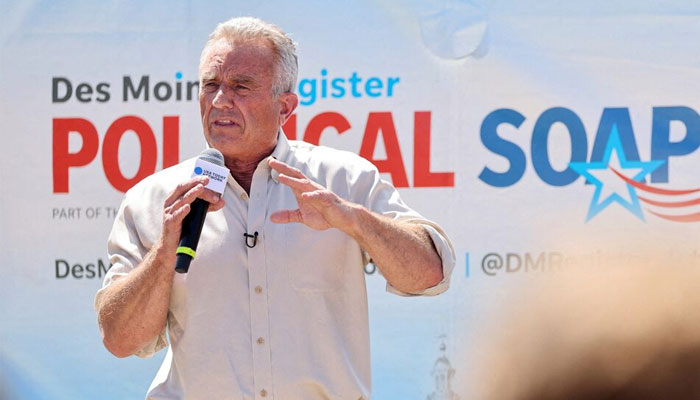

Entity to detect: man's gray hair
[200,16,298,96]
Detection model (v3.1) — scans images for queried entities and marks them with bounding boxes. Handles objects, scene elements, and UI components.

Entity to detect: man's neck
[226,152,271,194]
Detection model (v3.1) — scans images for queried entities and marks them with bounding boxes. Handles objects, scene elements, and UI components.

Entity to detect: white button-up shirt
[96,133,455,400]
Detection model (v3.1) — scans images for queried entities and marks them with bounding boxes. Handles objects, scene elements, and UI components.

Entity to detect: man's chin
[204,134,246,154]
[209,124,244,135]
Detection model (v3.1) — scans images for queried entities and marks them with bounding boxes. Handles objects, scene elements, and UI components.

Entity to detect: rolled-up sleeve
[350,157,456,297]
[386,221,455,296]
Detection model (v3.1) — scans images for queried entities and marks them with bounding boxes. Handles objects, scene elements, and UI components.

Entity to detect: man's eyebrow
[200,72,261,88]
[225,74,257,85]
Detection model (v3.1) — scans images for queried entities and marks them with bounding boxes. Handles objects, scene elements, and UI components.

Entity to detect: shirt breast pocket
[284,224,348,292]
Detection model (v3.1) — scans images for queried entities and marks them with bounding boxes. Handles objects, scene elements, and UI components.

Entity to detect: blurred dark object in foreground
[471,262,700,400]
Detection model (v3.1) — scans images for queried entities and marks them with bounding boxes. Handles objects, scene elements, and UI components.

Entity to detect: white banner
[2,0,700,398]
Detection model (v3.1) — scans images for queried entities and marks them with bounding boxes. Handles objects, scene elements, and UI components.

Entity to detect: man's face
[199,38,295,163]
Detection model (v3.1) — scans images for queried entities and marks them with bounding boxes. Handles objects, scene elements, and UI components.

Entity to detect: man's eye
[235,85,249,90]
[204,82,218,88]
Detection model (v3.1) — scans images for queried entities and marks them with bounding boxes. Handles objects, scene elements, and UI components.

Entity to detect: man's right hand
[159,175,226,254]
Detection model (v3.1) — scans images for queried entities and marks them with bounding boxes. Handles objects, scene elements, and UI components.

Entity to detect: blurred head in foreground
[469,258,700,400]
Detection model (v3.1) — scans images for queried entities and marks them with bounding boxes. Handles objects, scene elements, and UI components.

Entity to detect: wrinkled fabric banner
[2,0,700,398]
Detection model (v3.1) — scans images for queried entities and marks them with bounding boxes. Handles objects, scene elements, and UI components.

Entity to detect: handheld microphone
[175,148,226,273]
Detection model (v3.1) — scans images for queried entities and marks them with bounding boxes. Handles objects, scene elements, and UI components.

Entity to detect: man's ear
[278,92,299,125]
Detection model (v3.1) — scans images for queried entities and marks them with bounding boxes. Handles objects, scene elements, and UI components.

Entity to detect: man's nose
[212,85,234,109]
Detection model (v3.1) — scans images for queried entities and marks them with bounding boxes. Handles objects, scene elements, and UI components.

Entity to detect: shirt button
[254,285,263,294]
[260,389,268,397]
[257,337,265,345]
[240,192,248,200]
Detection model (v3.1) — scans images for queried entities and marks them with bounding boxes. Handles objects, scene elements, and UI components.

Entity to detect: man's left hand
[268,158,357,232]
[268,158,444,293]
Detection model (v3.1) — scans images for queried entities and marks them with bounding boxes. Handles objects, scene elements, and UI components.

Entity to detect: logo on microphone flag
[191,159,228,195]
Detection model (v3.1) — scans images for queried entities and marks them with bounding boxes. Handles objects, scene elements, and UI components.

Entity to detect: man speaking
[95,16,455,399]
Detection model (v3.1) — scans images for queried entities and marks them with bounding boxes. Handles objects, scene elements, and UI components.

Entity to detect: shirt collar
[263,129,291,183]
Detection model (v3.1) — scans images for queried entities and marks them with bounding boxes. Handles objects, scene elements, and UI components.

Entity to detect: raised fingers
[269,208,303,224]
[276,174,318,193]
[268,158,305,179]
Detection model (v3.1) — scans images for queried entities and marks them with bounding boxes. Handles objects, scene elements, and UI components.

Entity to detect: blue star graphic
[569,126,664,222]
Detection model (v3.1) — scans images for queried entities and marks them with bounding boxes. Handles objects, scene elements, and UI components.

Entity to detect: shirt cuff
[386,222,456,297]
[134,327,168,358]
